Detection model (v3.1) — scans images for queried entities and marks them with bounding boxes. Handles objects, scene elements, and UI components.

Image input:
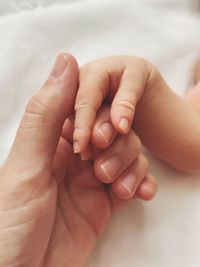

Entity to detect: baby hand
[74,55,200,174]
[73,55,150,153]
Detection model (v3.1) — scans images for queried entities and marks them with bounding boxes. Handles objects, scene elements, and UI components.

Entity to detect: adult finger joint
[21,95,52,128]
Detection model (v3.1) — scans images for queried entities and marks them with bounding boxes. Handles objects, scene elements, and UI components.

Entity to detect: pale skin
[74,56,200,176]
[0,54,156,267]
[0,53,199,267]
[72,56,200,205]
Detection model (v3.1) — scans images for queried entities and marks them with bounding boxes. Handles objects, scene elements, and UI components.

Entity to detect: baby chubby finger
[74,65,109,153]
[94,131,141,183]
[74,56,149,154]
[112,154,149,200]
[91,106,117,149]
[110,58,148,134]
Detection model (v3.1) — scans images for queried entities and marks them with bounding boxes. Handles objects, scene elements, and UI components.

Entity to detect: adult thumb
[6,53,79,170]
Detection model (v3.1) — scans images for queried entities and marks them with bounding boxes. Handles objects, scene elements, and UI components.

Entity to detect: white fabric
[0,0,200,266]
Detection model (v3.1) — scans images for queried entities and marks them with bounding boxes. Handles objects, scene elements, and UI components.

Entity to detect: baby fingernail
[121,174,136,195]
[49,54,69,80]
[119,117,130,133]
[73,141,80,153]
[100,156,122,181]
[98,122,114,144]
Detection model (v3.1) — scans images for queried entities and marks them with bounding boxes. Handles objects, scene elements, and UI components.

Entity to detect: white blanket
[0,0,200,266]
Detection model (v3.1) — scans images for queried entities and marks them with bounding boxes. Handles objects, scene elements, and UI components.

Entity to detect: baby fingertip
[73,141,80,153]
[119,117,130,133]
[73,127,91,153]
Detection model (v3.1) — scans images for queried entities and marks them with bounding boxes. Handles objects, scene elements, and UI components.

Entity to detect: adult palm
[0,132,112,267]
[0,54,111,267]
[43,135,111,267]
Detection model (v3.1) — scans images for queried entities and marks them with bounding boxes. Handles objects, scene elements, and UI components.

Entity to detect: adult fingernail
[100,155,121,181]
[119,117,130,133]
[49,54,69,80]
[121,174,136,195]
[73,141,80,153]
[98,122,114,144]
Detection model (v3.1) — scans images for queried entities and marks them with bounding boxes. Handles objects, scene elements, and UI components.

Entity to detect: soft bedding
[0,0,200,266]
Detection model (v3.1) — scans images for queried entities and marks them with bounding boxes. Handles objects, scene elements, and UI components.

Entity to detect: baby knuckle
[80,63,99,76]
[80,63,106,81]
[75,99,92,112]
[80,62,94,73]
[117,99,136,113]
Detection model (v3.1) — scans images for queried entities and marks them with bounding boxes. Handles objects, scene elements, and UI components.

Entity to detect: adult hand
[0,53,157,267]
